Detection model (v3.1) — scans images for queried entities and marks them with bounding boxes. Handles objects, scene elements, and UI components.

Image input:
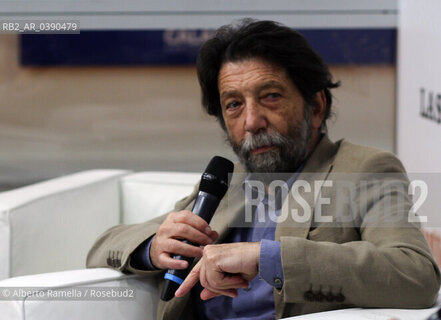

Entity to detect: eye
[225,100,241,110]
[265,93,281,100]
[261,92,282,105]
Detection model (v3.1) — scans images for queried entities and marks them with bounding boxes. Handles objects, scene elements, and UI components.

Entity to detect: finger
[215,275,249,289]
[209,230,219,242]
[173,211,213,235]
[203,268,248,290]
[169,223,214,246]
[200,246,249,293]
[158,252,188,270]
[175,260,202,297]
[200,288,221,300]
[202,249,245,290]
[201,287,238,300]
[200,264,245,295]
[164,239,204,258]
[198,259,209,292]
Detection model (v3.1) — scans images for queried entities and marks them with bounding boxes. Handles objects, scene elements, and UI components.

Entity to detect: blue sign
[20,29,396,66]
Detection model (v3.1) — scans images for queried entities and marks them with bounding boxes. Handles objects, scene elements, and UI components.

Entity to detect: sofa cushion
[120,172,200,224]
[0,170,129,280]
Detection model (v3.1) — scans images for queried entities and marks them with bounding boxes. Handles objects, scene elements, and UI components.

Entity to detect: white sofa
[0,170,438,320]
[0,170,200,320]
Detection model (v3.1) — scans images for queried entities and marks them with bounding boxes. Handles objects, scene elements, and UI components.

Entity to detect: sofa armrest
[0,170,130,279]
[0,268,158,320]
[283,305,440,319]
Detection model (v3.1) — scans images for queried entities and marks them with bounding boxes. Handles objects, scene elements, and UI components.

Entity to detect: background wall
[397,0,441,173]
[0,33,395,188]
[397,0,441,263]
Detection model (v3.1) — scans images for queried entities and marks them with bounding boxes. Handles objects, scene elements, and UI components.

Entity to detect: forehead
[218,58,291,92]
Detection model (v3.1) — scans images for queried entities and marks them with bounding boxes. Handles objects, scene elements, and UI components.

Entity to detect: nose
[244,100,268,134]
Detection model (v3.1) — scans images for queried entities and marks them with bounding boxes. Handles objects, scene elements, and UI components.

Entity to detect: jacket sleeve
[279,151,440,308]
[86,183,199,275]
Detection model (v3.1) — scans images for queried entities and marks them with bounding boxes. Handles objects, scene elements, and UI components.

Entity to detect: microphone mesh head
[199,156,234,199]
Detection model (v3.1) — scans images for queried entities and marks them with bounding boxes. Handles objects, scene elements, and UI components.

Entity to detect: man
[86,20,440,319]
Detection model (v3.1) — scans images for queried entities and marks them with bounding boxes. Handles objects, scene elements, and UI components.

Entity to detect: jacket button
[325,293,335,302]
[304,291,315,302]
[274,277,282,287]
[335,293,345,302]
[315,292,326,302]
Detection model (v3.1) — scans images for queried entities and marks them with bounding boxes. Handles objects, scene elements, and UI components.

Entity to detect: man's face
[218,58,314,173]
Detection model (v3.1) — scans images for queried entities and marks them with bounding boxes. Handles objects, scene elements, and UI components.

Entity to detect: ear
[311,90,327,130]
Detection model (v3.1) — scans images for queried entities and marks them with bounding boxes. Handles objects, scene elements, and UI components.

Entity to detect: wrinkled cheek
[227,129,243,146]
[224,117,243,138]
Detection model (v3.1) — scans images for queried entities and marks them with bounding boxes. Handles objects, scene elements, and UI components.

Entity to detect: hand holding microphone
[151,156,234,301]
[149,210,218,271]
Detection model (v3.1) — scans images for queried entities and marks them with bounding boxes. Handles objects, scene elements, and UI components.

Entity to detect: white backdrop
[397,0,441,229]
[397,0,441,173]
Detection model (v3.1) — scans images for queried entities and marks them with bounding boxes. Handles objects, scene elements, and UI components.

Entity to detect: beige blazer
[86,136,440,320]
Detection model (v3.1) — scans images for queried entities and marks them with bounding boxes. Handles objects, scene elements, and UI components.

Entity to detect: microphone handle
[160,191,221,301]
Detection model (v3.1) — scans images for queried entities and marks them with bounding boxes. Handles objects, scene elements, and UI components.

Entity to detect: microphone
[160,156,234,301]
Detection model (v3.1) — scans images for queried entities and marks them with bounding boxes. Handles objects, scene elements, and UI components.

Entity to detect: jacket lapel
[211,162,248,244]
[274,136,340,318]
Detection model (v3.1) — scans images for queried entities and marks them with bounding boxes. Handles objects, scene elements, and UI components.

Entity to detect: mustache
[238,131,287,156]
[227,116,312,173]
